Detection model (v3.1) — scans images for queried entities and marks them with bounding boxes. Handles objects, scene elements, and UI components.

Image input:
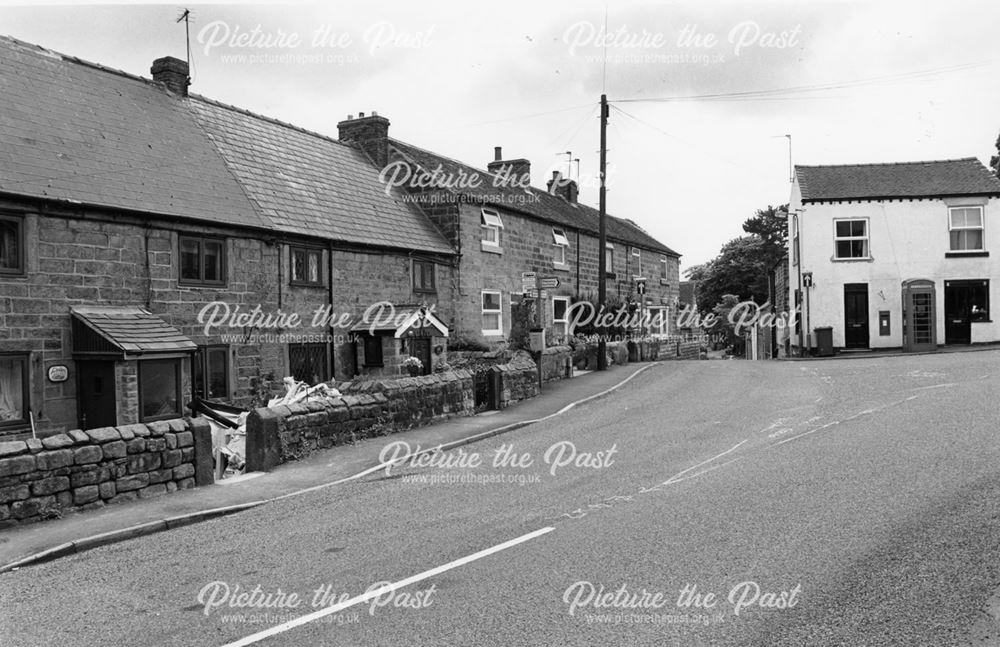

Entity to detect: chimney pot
[494,146,502,161]
[358,111,365,118]
[150,56,189,97]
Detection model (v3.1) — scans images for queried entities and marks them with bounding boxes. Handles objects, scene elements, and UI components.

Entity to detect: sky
[1,0,998,272]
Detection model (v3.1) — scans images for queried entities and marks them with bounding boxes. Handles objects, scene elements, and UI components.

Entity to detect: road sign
[521,271,538,291]
[539,277,560,289]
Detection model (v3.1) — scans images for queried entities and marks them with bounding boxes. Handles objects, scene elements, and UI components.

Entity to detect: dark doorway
[409,338,432,376]
[843,283,870,349]
[77,361,116,430]
[944,280,989,345]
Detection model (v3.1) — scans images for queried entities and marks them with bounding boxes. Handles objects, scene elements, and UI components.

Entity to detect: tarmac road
[2,351,999,646]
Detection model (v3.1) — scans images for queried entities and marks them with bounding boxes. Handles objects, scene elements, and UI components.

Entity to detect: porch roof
[71,306,197,359]
[351,306,449,338]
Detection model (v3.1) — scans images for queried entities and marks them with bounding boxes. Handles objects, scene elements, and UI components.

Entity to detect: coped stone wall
[246,359,541,470]
[658,339,702,360]
[495,355,540,407]
[539,345,574,382]
[246,370,475,469]
[0,417,213,527]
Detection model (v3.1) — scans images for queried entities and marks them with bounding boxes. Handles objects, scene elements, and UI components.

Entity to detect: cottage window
[289,343,328,384]
[193,345,229,401]
[632,247,642,277]
[552,296,570,340]
[949,207,985,252]
[481,208,504,252]
[660,256,668,279]
[552,228,570,266]
[0,354,28,429]
[290,246,322,286]
[139,359,182,422]
[0,215,24,276]
[646,307,668,337]
[412,260,436,293]
[179,235,226,286]
[482,290,503,335]
[833,219,869,259]
[605,243,615,276]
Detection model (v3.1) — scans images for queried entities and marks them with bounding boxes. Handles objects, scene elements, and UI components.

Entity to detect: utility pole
[597,94,609,371]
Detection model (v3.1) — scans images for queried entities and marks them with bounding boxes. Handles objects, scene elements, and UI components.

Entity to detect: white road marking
[219,526,555,647]
[661,439,749,486]
[772,396,914,447]
[907,383,956,391]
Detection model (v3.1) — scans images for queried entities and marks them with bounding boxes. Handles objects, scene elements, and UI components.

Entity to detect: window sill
[481,331,504,337]
[179,281,228,288]
[481,243,503,255]
[659,278,670,286]
[830,257,873,263]
[945,251,989,258]
[413,288,438,295]
[0,270,26,279]
[553,262,570,272]
[289,281,326,288]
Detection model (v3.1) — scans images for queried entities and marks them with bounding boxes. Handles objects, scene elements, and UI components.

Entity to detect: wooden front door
[843,284,870,349]
[409,338,432,376]
[77,361,116,430]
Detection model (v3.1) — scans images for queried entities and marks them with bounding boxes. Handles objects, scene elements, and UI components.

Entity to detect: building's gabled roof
[188,99,454,255]
[0,36,268,229]
[388,139,680,257]
[796,158,1000,203]
[0,36,454,256]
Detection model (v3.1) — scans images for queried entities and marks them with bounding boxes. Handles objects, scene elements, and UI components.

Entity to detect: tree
[684,204,788,316]
[991,130,1000,179]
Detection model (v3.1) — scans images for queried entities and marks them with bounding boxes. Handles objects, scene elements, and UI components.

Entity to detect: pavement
[0,362,655,572]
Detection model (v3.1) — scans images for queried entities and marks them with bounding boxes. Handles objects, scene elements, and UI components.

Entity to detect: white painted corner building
[786,157,1000,354]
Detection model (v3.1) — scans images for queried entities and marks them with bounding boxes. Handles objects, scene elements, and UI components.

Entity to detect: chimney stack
[547,171,578,203]
[337,112,391,168]
[151,56,189,97]
[487,147,531,186]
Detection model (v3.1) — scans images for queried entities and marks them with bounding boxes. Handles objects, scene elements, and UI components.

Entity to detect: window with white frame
[646,307,668,337]
[833,219,869,259]
[632,247,642,277]
[605,243,614,275]
[660,256,668,279]
[552,228,570,266]
[949,206,984,252]
[481,209,504,251]
[481,290,503,335]
[552,296,570,340]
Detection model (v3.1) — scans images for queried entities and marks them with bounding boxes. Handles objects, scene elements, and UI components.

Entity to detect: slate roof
[71,306,196,357]
[389,140,680,257]
[0,36,453,255]
[796,158,1000,203]
[0,37,267,229]
[188,99,454,254]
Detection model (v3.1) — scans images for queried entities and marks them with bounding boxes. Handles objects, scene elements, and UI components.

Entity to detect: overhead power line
[613,60,993,104]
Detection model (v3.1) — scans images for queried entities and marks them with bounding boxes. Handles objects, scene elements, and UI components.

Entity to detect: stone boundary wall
[540,345,574,382]
[658,339,703,360]
[246,362,541,470]
[495,355,540,407]
[0,418,213,528]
